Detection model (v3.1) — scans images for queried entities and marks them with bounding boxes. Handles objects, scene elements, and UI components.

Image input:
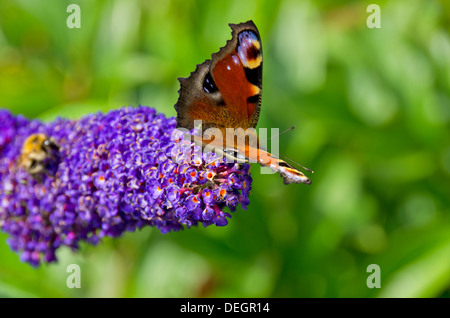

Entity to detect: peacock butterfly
[174,20,312,185]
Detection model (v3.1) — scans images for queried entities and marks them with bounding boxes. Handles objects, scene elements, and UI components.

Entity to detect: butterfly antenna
[270,126,295,140]
[265,126,313,173]
[277,153,314,173]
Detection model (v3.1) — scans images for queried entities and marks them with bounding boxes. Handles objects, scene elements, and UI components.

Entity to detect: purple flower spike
[0,106,252,266]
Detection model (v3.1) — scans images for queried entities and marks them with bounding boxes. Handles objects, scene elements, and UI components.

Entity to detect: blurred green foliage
[0,0,449,298]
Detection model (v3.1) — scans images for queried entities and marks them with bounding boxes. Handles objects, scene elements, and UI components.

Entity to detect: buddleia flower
[0,106,252,266]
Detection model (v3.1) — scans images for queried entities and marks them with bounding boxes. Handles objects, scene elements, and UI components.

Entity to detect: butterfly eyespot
[238,31,261,59]
[237,30,262,71]
[203,72,218,94]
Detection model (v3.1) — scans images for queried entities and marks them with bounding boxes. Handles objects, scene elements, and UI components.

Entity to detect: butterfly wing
[174,21,312,185]
[174,20,262,132]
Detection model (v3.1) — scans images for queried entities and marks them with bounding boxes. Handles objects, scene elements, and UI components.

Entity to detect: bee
[19,133,61,176]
